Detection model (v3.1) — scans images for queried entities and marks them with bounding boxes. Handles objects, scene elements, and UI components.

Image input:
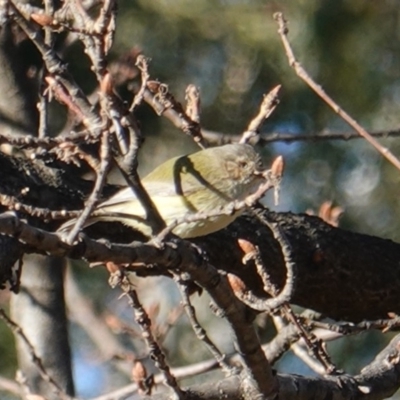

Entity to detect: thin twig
[0,130,100,150]
[144,83,208,149]
[99,78,148,235]
[69,0,112,80]
[37,84,49,139]
[274,12,400,172]
[98,72,129,155]
[185,84,201,124]
[37,0,55,139]
[200,126,400,147]
[175,275,235,375]
[240,85,281,144]
[96,0,116,55]
[284,307,338,374]
[247,210,297,311]
[118,275,184,399]
[0,193,80,220]
[0,309,75,400]
[65,131,111,244]
[130,55,151,111]
[238,226,338,374]
[310,315,400,335]
[44,76,88,125]
[116,166,166,236]
[250,209,339,374]
[9,1,102,131]
[273,315,327,375]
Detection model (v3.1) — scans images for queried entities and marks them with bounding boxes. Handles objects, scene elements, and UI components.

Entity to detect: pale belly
[171,213,240,238]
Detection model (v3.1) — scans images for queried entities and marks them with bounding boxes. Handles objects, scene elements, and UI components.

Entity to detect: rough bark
[0,19,75,398]
[0,149,399,322]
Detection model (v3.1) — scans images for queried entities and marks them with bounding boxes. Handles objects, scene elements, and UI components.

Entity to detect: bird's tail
[57,215,99,233]
[57,211,148,233]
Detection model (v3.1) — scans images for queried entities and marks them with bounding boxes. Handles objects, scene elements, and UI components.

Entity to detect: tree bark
[0,19,75,399]
[0,147,399,322]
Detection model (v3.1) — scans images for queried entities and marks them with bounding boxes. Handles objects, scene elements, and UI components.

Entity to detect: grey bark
[0,18,75,399]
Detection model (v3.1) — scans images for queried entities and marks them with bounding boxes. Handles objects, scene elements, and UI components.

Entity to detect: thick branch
[0,151,399,321]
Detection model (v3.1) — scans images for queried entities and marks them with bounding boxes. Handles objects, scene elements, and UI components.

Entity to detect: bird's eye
[239,161,248,168]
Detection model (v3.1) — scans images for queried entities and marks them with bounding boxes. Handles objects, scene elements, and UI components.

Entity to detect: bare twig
[68,0,114,79]
[93,0,116,55]
[98,74,157,232]
[65,131,111,244]
[310,315,400,335]
[240,85,281,144]
[50,140,101,170]
[9,1,102,131]
[273,315,327,375]
[44,76,88,125]
[37,0,55,139]
[0,130,100,150]
[175,275,235,375]
[0,309,75,400]
[116,166,166,236]
[244,211,296,312]
[116,273,184,398]
[130,55,151,111]
[200,126,400,147]
[229,267,337,375]
[0,194,80,220]
[144,82,208,148]
[284,308,338,374]
[185,84,201,123]
[274,12,400,172]
[90,358,223,400]
[99,72,129,155]
[37,85,49,139]
[249,209,339,374]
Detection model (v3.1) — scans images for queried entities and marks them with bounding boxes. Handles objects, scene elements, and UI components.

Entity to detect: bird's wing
[98,180,201,209]
[99,183,181,210]
[99,187,138,208]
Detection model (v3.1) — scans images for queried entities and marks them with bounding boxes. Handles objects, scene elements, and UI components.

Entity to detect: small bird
[59,143,266,238]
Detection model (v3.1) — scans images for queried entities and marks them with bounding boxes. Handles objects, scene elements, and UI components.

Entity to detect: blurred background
[112,0,400,240]
[2,0,400,398]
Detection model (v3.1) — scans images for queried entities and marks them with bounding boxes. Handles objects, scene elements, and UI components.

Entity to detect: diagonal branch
[274,12,400,172]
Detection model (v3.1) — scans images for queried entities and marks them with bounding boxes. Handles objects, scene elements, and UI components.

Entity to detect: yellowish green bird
[60,143,266,238]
